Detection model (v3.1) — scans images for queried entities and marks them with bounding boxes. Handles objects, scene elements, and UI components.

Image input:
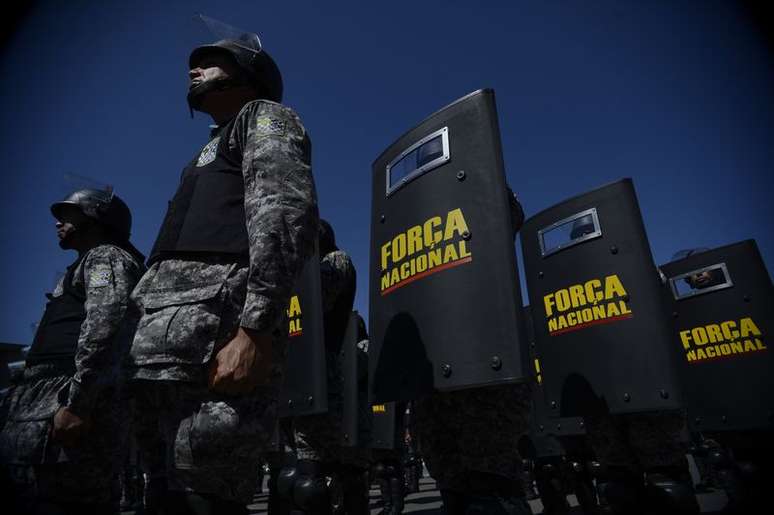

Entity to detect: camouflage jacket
[320,250,356,314]
[130,100,318,381]
[57,244,144,416]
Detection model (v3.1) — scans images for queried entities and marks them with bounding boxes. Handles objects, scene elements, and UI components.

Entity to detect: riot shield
[340,311,370,447]
[278,249,327,417]
[369,89,528,403]
[521,179,684,416]
[523,306,585,457]
[370,402,402,450]
[660,240,774,431]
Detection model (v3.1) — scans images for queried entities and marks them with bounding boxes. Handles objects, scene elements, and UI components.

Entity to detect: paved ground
[242,475,729,514]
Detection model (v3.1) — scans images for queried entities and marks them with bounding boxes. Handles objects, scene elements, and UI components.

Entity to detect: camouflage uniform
[128,100,318,505]
[413,383,533,497]
[295,250,368,468]
[0,244,144,507]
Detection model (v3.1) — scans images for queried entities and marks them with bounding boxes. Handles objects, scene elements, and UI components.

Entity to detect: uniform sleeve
[320,251,355,313]
[67,246,141,417]
[235,101,319,331]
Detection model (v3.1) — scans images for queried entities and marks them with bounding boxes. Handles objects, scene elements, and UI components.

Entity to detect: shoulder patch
[255,116,286,137]
[88,266,113,288]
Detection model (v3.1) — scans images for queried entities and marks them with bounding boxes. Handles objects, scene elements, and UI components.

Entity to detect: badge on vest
[255,116,286,137]
[196,137,220,167]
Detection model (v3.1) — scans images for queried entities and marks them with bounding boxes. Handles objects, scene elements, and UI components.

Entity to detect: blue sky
[1,1,772,345]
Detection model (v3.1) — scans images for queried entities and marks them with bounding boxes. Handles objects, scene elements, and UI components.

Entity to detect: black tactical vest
[324,264,357,355]
[148,119,249,265]
[27,258,86,371]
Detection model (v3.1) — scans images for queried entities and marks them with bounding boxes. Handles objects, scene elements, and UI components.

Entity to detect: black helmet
[189,32,283,104]
[51,189,132,242]
[319,219,337,256]
[570,214,596,240]
[671,248,710,262]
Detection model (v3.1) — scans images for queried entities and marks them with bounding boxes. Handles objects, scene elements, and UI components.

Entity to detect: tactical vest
[27,258,86,371]
[148,118,249,265]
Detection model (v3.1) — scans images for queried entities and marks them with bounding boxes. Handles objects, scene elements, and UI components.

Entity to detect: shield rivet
[288,399,294,408]
[538,271,544,278]
[462,230,471,240]
[380,215,385,223]
[343,433,349,440]
[538,424,545,432]
[695,417,702,425]
[743,295,751,302]
[550,401,557,409]
[610,246,619,255]
[623,393,631,402]
[307,396,314,405]
[556,424,562,431]
[580,419,585,428]
[672,311,679,318]
[456,170,466,181]
[722,415,728,423]
[659,389,669,399]
[490,356,502,370]
[441,364,452,377]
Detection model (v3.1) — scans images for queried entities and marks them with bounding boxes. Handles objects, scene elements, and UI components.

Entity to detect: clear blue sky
[1,1,772,345]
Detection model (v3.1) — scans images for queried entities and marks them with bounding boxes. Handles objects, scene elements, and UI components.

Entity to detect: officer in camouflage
[413,189,534,515]
[0,188,145,514]
[127,21,319,515]
[290,219,364,514]
[559,215,699,515]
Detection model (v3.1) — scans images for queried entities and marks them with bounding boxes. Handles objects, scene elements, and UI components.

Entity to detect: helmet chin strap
[187,76,247,116]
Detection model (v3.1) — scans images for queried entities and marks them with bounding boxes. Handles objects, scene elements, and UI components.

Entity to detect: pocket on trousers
[188,396,275,469]
[132,283,226,366]
[0,419,51,465]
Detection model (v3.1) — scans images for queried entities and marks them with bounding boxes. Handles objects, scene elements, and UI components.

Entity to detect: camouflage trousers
[131,379,277,504]
[584,409,690,474]
[413,383,532,492]
[0,366,125,506]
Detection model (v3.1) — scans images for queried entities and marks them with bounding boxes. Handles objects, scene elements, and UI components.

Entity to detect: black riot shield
[524,306,585,457]
[521,179,684,416]
[370,401,402,450]
[278,249,327,418]
[340,311,371,447]
[661,240,774,431]
[369,89,528,403]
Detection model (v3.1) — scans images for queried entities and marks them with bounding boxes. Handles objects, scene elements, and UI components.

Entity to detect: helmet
[671,248,710,262]
[570,214,596,240]
[188,32,283,105]
[51,189,132,242]
[319,219,337,256]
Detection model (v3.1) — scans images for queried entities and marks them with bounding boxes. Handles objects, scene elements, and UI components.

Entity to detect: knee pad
[292,460,331,513]
[293,475,330,512]
[276,465,298,501]
[644,473,699,514]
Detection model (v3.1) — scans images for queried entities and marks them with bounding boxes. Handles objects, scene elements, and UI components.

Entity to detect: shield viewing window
[669,263,733,300]
[385,126,450,196]
[538,207,602,257]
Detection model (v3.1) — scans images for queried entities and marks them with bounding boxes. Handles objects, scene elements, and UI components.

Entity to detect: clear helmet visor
[193,13,262,58]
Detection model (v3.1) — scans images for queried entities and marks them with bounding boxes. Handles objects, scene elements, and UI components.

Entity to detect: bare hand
[208,327,273,395]
[52,407,90,447]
